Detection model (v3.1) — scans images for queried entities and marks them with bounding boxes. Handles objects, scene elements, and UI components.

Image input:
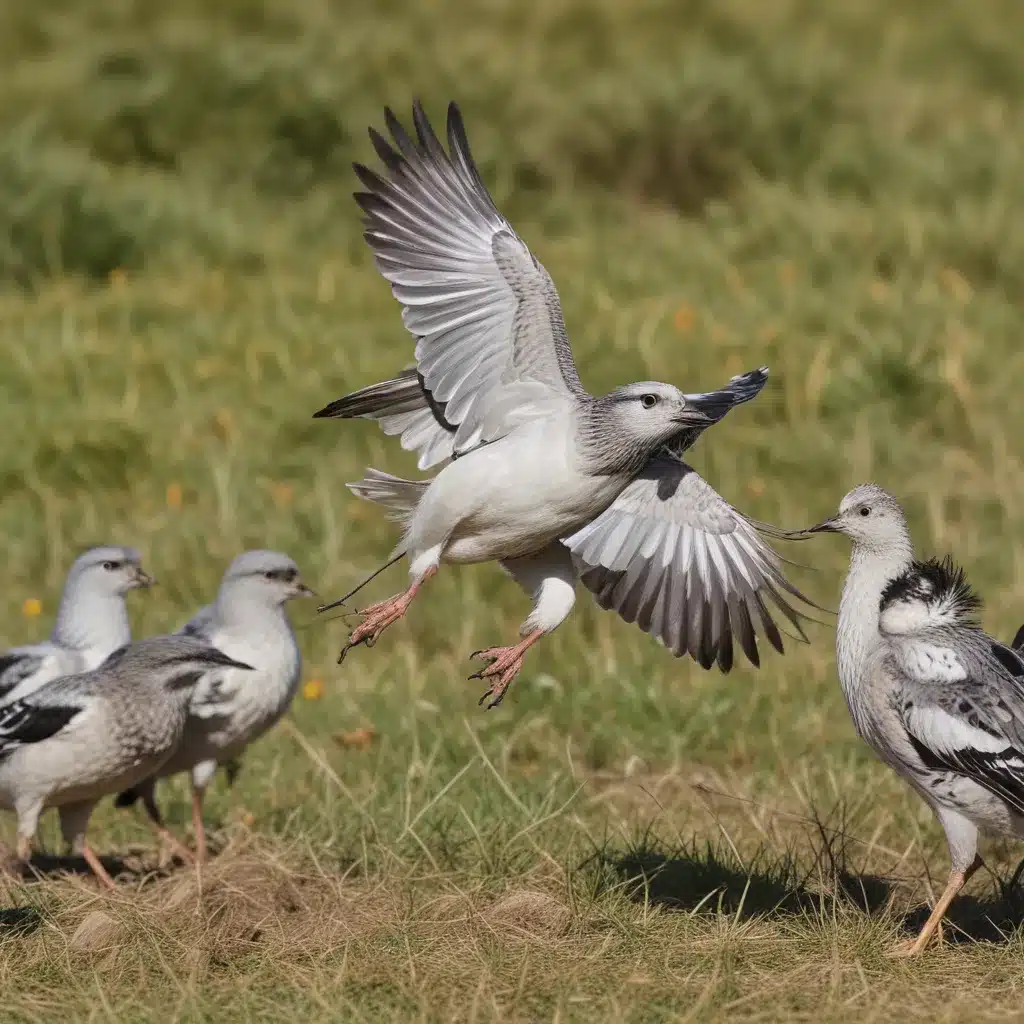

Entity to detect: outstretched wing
[564,457,812,672]
[346,100,584,457]
[314,368,456,471]
[893,634,1024,815]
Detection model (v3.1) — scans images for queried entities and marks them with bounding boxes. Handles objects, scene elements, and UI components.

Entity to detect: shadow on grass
[590,830,895,921]
[13,851,182,887]
[903,861,1024,946]
[588,816,1024,946]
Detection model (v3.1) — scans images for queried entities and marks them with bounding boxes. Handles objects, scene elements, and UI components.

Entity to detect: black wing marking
[0,653,45,698]
[0,701,82,760]
[907,732,1024,817]
[1013,624,1024,652]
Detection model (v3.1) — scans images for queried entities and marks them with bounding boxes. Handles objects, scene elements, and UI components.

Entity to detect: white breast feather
[896,641,967,684]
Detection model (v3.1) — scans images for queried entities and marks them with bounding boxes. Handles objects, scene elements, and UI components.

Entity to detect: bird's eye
[859,506,870,517]
[640,394,659,409]
[102,561,119,571]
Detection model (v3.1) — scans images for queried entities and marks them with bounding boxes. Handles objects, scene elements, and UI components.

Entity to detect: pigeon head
[219,550,316,607]
[798,484,912,555]
[68,546,154,596]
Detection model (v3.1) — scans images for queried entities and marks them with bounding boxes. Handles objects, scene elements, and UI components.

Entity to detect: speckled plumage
[0,546,153,706]
[0,635,252,885]
[801,483,1024,955]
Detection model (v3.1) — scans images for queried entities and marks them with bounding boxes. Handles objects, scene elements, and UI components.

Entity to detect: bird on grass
[0,635,252,888]
[115,552,313,862]
[0,546,154,705]
[314,100,813,708]
[795,483,1024,956]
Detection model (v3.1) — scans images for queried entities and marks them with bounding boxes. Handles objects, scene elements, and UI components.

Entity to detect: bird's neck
[836,540,914,701]
[214,593,294,639]
[52,588,130,655]
[574,397,664,478]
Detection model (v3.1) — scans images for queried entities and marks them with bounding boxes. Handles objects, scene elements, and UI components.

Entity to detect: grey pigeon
[0,546,154,705]
[115,551,312,861]
[0,635,251,887]
[796,484,1024,956]
[314,100,811,707]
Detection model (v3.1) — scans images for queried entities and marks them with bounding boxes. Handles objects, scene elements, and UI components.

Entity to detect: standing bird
[115,551,312,861]
[0,635,252,887]
[795,483,1024,956]
[314,100,812,707]
[0,546,154,705]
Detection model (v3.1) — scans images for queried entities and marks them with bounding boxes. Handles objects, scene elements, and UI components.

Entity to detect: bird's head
[69,546,155,596]
[603,381,718,448]
[794,483,911,554]
[220,550,316,607]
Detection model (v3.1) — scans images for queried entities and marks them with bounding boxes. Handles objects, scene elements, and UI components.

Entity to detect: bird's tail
[313,368,426,420]
[347,469,428,526]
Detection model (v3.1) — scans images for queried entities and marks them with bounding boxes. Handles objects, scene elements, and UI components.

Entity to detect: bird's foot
[338,593,410,663]
[886,937,925,958]
[469,632,543,709]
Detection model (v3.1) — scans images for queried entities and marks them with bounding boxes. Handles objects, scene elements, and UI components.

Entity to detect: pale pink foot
[338,568,435,663]
[470,630,544,709]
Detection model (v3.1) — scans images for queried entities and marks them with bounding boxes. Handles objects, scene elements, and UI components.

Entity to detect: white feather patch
[881,591,971,635]
[897,642,967,683]
[906,704,1007,755]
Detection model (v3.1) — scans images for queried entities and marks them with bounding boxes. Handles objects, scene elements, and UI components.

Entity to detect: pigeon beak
[134,568,156,588]
[292,580,318,600]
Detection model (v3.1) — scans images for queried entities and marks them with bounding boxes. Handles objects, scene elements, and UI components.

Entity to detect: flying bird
[315,100,812,707]
[0,546,154,705]
[115,551,313,861]
[0,636,251,887]
[795,483,1024,956]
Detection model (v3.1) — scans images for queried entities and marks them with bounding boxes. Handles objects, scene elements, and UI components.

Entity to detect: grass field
[2,0,1024,1019]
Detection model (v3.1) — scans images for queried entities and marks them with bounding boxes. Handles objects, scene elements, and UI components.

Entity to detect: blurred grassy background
[2,0,1024,1020]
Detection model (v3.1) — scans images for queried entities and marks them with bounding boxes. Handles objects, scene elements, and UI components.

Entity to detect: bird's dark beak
[786,517,841,538]
[134,568,156,588]
[292,579,317,600]
[672,405,716,426]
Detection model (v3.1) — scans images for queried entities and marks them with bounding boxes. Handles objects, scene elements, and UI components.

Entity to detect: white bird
[115,551,313,861]
[797,483,1024,956]
[0,635,252,888]
[0,546,154,706]
[314,100,812,707]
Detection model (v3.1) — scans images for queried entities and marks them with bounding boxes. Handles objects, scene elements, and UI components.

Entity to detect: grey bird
[0,635,252,888]
[313,100,812,707]
[115,551,313,861]
[0,546,154,705]
[795,483,1024,956]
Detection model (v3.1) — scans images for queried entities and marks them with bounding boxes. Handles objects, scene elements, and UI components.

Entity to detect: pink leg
[470,630,545,709]
[81,845,117,890]
[338,566,436,663]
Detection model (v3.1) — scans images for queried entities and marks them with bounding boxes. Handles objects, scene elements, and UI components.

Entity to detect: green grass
[2,0,1024,1019]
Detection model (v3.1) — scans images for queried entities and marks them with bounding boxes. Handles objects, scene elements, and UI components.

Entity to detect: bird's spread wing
[564,457,811,671]
[0,696,83,760]
[351,101,584,456]
[316,368,456,471]
[893,635,1024,815]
